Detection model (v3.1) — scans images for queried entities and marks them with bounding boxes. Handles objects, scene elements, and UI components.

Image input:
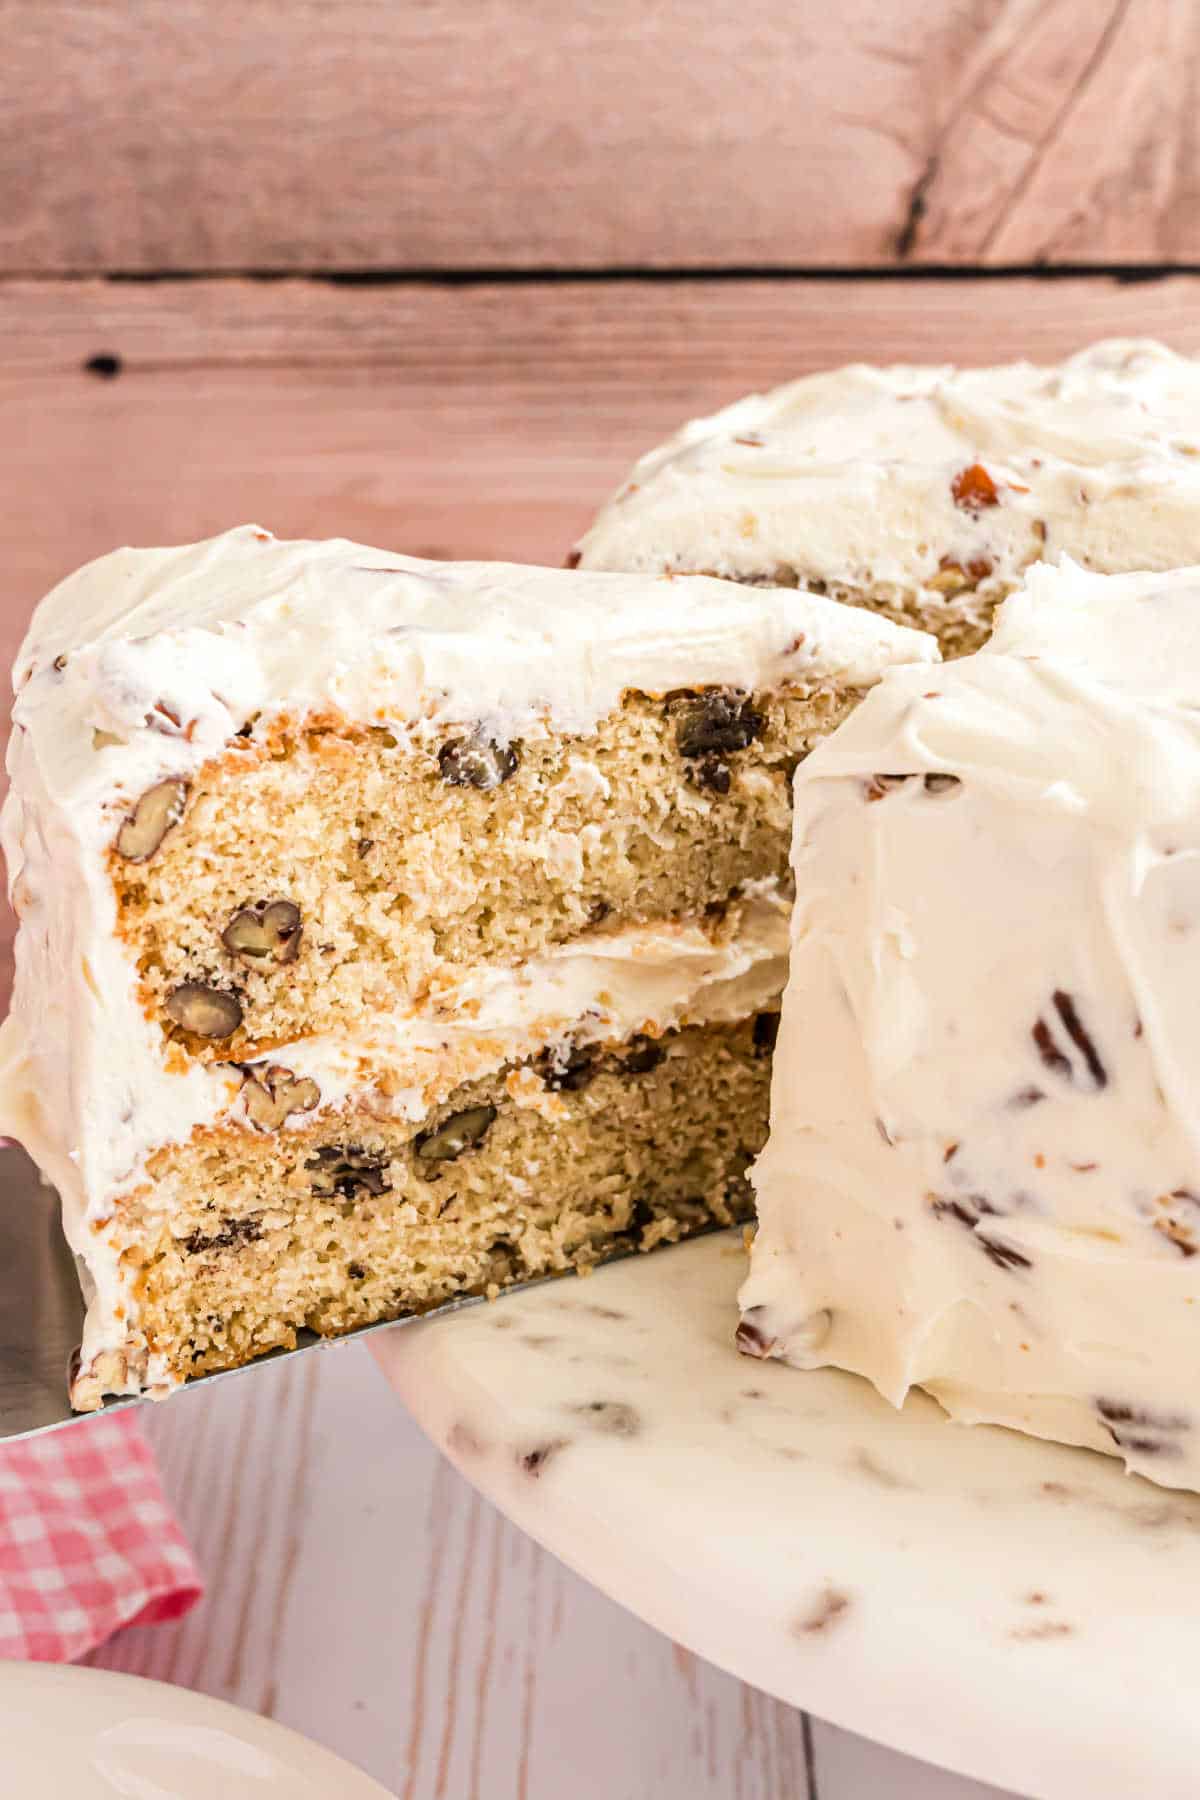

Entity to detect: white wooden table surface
[86,1339,1016,1799]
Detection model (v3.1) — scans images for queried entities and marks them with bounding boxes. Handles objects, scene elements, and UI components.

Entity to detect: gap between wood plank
[0,264,1191,287]
[802,1711,820,1800]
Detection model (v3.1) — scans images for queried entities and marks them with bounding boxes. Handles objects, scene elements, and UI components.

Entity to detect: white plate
[375,1231,1200,1800]
[0,1661,392,1798]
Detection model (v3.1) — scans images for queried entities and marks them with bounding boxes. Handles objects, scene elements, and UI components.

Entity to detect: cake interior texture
[94,669,817,1392]
[124,1015,772,1382]
[687,566,999,659]
[116,682,859,1060]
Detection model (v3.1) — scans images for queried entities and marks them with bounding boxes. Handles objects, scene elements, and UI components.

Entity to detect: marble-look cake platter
[374,1232,1200,1800]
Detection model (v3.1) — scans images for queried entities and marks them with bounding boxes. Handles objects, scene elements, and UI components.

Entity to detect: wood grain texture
[85,1340,1015,1798]
[909,0,1200,264]
[8,270,1200,631]
[3,0,1198,273]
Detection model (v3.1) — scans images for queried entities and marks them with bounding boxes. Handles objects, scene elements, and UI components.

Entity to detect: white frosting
[1,527,934,1400]
[742,559,1200,1489]
[576,339,1200,627]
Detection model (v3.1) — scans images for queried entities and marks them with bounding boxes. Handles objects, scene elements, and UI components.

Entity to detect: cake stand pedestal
[374,1232,1200,1800]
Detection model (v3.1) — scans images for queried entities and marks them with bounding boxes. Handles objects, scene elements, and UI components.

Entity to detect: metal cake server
[0,1144,520,1440]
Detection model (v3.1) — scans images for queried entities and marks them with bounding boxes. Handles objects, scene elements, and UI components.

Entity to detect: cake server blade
[0,1144,500,1440]
[0,1145,724,1440]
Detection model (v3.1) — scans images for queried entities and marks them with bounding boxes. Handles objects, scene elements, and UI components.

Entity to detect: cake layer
[740,560,1200,1492]
[76,1015,772,1404]
[573,339,1200,655]
[113,684,852,1061]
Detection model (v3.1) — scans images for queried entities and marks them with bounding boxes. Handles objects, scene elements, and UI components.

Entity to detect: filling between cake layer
[62,896,789,1405]
[111,683,859,1061]
[96,1015,773,1388]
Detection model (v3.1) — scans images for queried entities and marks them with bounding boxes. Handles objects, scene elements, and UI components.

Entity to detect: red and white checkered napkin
[0,1413,202,1661]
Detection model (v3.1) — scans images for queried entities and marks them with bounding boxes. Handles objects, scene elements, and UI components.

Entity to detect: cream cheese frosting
[575,339,1200,644]
[1,525,935,1400]
[740,558,1200,1489]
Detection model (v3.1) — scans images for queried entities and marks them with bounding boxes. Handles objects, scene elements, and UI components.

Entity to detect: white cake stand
[374,1231,1200,1800]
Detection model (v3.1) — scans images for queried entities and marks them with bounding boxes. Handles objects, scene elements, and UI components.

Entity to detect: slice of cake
[740,557,1200,1490]
[572,339,1200,656]
[0,526,935,1408]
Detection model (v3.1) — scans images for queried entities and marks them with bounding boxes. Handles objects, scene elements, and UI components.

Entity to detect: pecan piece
[182,1215,263,1256]
[735,1307,777,1358]
[415,1103,497,1165]
[952,464,1000,511]
[623,1036,664,1075]
[114,778,189,862]
[241,1064,321,1131]
[438,732,519,790]
[221,898,302,966]
[535,1044,598,1093]
[1032,991,1107,1090]
[864,772,915,802]
[929,555,993,596]
[166,983,243,1039]
[670,689,765,760]
[307,1146,391,1200]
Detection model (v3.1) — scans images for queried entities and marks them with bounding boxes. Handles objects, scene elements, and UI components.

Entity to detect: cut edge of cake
[0,525,937,1407]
